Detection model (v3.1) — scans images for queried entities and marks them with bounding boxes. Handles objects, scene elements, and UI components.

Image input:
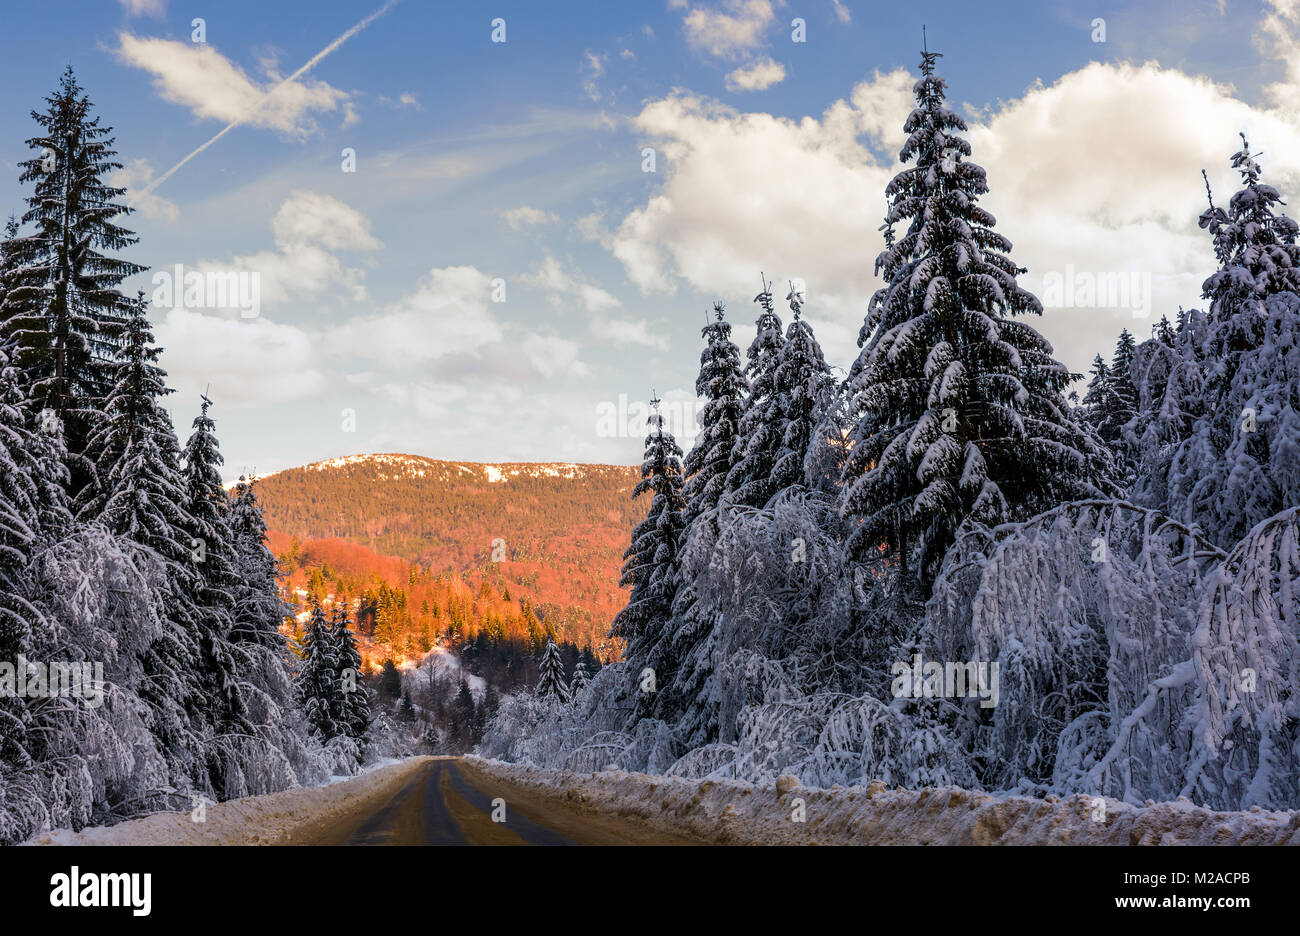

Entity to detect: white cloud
[325,265,504,365]
[582,50,608,102]
[118,0,165,16]
[522,255,669,350]
[725,57,786,92]
[194,190,381,306]
[523,333,591,377]
[112,159,179,221]
[378,91,421,110]
[680,0,777,59]
[502,206,559,230]
[590,317,670,352]
[156,308,326,406]
[831,0,851,25]
[597,29,1300,377]
[115,33,350,138]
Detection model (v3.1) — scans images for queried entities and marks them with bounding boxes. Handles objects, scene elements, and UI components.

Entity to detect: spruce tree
[682,302,749,523]
[769,285,837,493]
[650,303,748,740]
[724,277,786,508]
[180,391,250,743]
[4,67,143,461]
[537,637,570,702]
[330,603,370,741]
[1145,136,1300,546]
[841,48,1117,585]
[228,475,287,649]
[569,659,591,700]
[297,601,338,741]
[0,342,70,768]
[610,396,686,659]
[70,290,209,781]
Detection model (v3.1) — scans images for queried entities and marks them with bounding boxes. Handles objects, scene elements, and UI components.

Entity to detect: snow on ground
[465,758,1300,845]
[24,758,430,846]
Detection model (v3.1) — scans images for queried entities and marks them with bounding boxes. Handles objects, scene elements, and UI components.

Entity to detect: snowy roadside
[24,757,431,846]
[465,758,1300,845]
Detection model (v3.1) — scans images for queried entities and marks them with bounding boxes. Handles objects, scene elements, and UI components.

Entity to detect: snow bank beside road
[466,758,1300,845]
[26,757,430,846]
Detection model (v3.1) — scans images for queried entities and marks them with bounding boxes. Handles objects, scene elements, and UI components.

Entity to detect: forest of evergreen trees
[0,69,412,844]
[482,50,1300,812]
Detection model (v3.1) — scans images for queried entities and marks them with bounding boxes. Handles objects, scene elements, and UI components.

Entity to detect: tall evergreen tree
[643,303,749,735]
[330,603,370,742]
[228,475,287,649]
[724,277,786,508]
[770,285,837,493]
[297,601,338,741]
[840,48,1117,585]
[3,67,143,462]
[0,342,70,769]
[1139,136,1300,546]
[610,396,686,660]
[70,290,208,783]
[682,302,749,523]
[179,394,263,794]
[536,637,570,703]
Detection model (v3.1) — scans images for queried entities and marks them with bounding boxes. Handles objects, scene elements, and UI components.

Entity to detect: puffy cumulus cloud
[725,57,786,92]
[522,255,669,350]
[680,0,779,60]
[194,190,381,306]
[155,308,326,406]
[324,265,504,366]
[601,30,1300,374]
[502,205,560,230]
[111,159,179,221]
[606,70,913,348]
[114,33,350,138]
[269,189,382,252]
[966,60,1300,369]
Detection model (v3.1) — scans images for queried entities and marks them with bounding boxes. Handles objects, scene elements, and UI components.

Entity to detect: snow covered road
[27,756,1300,845]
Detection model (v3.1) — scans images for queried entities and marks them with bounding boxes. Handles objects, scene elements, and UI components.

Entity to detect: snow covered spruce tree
[1135,135,1300,548]
[181,393,306,794]
[841,48,1117,587]
[610,396,686,667]
[569,659,591,701]
[536,637,571,703]
[72,290,212,787]
[770,284,838,494]
[724,277,786,508]
[0,341,69,774]
[228,474,289,648]
[648,303,749,741]
[297,601,338,742]
[3,68,143,471]
[329,603,370,750]
[180,393,250,743]
[1080,329,1139,486]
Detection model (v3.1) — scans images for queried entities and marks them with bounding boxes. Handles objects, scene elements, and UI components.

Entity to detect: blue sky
[0,0,1296,477]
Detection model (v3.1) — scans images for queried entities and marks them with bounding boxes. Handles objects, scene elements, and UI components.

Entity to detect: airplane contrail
[136,0,400,200]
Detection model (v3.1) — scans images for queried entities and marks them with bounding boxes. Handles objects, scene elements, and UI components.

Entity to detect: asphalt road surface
[294,758,705,846]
